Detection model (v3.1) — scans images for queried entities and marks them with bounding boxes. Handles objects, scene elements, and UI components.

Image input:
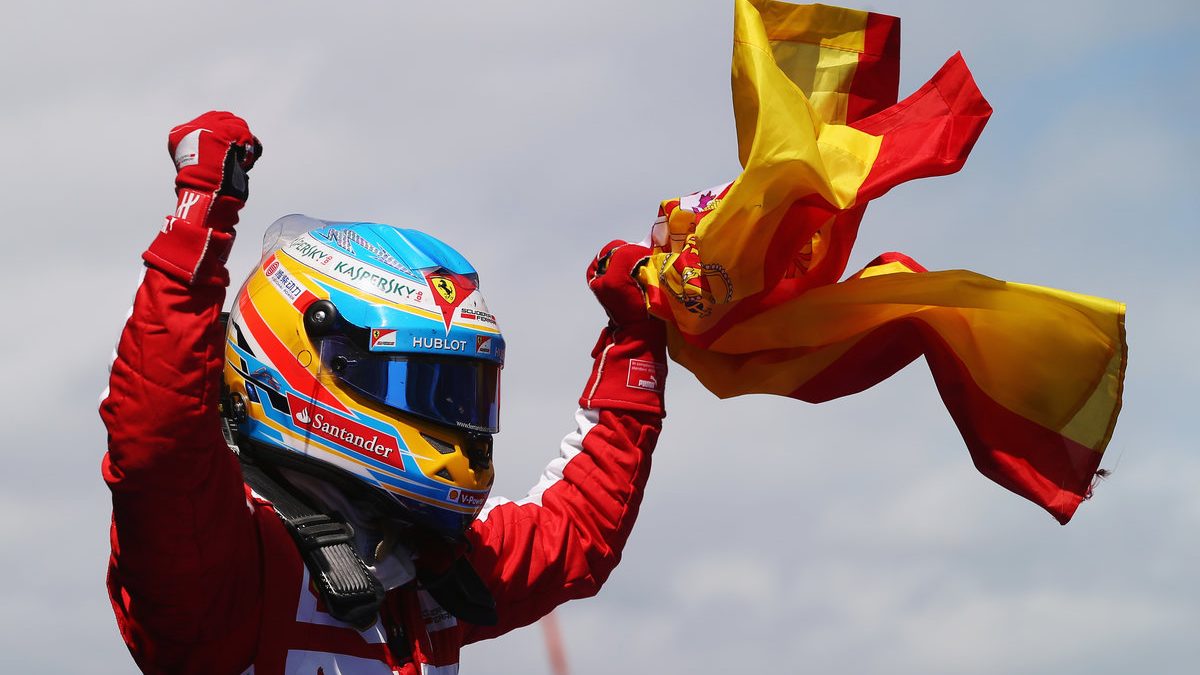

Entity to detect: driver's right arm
[99,112,263,672]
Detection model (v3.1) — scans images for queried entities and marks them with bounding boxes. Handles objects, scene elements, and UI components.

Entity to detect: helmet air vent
[421,433,457,455]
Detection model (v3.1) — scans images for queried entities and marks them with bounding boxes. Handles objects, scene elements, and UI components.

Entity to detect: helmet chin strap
[239,459,386,631]
[278,467,417,592]
[277,467,499,627]
[223,417,499,627]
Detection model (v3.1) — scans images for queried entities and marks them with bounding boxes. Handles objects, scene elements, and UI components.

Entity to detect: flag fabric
[638,0,1127,524]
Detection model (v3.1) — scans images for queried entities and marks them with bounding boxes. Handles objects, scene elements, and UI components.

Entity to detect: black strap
[223,414,497,630]
[419,556,499,626]
[240,461,385,630]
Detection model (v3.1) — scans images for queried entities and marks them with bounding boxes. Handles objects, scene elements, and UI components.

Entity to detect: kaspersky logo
[287,393,400,462]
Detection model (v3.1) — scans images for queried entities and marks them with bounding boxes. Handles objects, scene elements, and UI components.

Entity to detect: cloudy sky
[2,0,1197,672]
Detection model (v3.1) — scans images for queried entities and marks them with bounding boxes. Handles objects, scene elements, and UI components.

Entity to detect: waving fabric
[638,0,1126,524]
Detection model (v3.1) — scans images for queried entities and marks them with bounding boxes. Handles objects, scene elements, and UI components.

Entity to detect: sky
[2,0,1197,672]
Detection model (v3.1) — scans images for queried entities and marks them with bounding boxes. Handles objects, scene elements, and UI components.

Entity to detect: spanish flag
[639,0,1126,524]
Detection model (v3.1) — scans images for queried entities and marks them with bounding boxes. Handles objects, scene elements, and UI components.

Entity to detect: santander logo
[287,393,400,462]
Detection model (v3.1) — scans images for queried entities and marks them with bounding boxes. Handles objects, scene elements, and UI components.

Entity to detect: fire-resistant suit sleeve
[462,319,667,644]
[99,216,262,672]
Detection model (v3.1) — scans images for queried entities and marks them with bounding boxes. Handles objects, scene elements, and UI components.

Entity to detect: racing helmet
[223,215,504,537]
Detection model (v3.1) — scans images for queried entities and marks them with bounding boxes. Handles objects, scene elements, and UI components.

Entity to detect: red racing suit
[100,215,667,673]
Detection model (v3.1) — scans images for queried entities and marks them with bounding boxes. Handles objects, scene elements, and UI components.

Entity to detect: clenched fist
[168,111,261,202]
[587,240,656,327]
[145,112,262,285]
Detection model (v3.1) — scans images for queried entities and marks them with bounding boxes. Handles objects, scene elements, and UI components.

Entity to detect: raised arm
[99,113,263,671]
[463,241,668,643]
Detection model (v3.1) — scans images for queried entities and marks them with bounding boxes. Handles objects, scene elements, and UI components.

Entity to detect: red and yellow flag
[639,0,1126,524]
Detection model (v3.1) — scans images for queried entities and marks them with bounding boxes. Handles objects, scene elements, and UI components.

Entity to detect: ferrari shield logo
[430,275,457,304]
[424,270,477,332]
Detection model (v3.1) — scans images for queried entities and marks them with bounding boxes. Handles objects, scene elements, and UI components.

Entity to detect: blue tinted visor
[317,337,501,433]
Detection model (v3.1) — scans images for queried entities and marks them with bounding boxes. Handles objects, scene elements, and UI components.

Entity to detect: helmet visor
[317,337,501,433]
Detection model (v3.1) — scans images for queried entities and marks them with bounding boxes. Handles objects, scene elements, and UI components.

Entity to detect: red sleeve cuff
[142,189,238,286]
[143,220,234,287]
[579,323,668,417]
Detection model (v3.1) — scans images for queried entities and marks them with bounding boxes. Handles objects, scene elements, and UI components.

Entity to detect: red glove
[145,111,262,286]
[587,240,656,327]
[167,111,262,227]
[580,240,668,416]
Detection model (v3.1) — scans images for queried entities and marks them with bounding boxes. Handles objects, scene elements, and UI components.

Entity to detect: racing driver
[100,111,668,673]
